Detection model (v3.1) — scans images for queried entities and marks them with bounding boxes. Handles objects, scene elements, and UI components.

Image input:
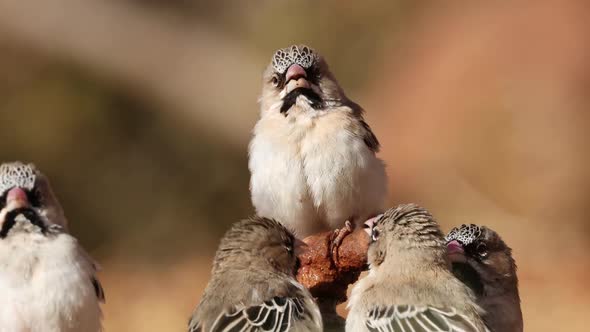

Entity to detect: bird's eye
[309,67,321,80]
[28,188,43,207]
[271,74,280,87]
[371,228,380,242]
[476,243,488,258]
[284,244,293,254]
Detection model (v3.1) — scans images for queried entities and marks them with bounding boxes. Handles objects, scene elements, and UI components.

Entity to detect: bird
[446,224,523,332]
[248,44,387,244]
[0,161,104,332]
[346,204,487,332]
[188,216,322,332]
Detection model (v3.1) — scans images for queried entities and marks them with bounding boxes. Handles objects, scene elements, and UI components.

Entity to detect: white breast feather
[249,103,387,236]
[0,232,102,332]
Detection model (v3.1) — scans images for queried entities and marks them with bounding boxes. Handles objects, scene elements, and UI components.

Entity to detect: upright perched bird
[347,204,487,332]
[188,217,322,332]
[0,162,104,332]
[249,45,387,240]
[446,224,522,332]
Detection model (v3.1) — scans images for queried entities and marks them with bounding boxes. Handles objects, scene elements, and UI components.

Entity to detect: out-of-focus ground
[0,0,588,330]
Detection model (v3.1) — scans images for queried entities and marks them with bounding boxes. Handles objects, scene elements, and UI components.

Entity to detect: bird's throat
[451,262,485,297]
[280,88,324,115]
[0,207,46,238]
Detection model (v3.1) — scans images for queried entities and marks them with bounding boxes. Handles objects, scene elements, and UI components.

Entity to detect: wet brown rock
[296,228,370,330]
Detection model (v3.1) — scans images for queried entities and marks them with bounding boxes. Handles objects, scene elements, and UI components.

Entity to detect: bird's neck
[483,275,519,298]
[215,256,292,279]
[377,247,449,279]
[480,291,523,332]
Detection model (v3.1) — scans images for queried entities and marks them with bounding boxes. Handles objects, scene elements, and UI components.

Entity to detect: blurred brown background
[0,0,588,330]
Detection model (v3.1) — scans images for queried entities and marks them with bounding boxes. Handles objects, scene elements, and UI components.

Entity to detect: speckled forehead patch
[445,224,482,245]
[272,45,318,74]
[0,162,36,196]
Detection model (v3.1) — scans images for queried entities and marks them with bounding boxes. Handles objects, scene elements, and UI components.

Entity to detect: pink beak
[447,240,467,263]
[363,214,382,236]
[6,187,29,209]
[285,64,307,82]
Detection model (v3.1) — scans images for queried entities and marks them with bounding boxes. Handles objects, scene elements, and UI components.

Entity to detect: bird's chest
[255,113,364,183]
[250,112,380,233]
[0,237,93,329]
[299,118,366,175]
[0,236,45,287]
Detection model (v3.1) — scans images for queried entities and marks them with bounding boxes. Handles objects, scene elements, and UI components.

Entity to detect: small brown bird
[347,204,487,332]
[188,217,322,332]
[249,45,387,246]
[446,224,523,332]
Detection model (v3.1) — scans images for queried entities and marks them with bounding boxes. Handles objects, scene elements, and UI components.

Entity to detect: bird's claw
[330,220,353,266]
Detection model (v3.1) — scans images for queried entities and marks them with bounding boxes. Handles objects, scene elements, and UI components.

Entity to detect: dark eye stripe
[0,193,6,210]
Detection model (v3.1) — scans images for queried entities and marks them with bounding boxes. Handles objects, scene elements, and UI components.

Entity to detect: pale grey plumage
[188,217,322,332]
[347,204,487,332]
[0,161,103,332]
[446,224,522,332]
